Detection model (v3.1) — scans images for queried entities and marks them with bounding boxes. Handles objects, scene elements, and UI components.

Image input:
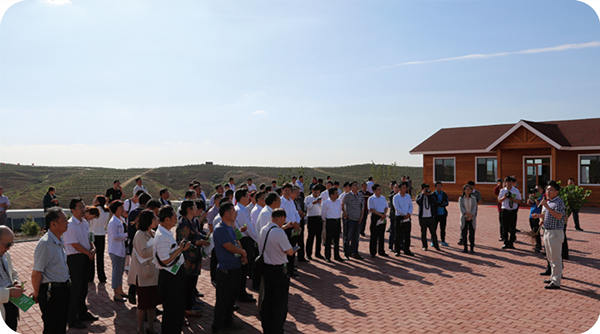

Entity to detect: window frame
[433,157,456,184]
[474,156,498,184]
[578,153,600,186]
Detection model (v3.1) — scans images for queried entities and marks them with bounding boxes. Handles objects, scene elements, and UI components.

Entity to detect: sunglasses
[3,242,13,249]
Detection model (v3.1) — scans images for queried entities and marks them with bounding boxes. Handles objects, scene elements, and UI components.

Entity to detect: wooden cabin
[410,118,600,206]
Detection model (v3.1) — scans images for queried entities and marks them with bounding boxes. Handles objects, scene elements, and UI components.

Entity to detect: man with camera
[498,176,522,249]
[416,184,440,251]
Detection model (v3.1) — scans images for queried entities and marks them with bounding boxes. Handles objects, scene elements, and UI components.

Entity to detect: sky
[0,0,599,168]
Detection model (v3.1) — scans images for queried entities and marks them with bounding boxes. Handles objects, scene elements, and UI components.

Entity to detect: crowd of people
[0,173,582,333]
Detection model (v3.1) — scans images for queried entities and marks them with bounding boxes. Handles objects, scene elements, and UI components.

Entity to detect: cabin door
[524,157,551,194]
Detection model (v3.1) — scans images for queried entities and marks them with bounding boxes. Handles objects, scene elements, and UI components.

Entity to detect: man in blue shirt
[527,186,543,252]
[433,182,449,247]
[212,202,247,333]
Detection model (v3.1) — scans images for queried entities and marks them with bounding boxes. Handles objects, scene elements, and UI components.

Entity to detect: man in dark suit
[416,184,440,251]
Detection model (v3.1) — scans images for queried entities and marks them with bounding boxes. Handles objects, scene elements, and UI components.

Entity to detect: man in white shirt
[295,176,304,195]
[393,182,414,256]
[280,184,301,277]
[228,177,236,192]
[304,187,323,259]
[234,189,257,303]
[249,191,266,291]
[246,178,257,192]
[0,186,10,227]
[210,185,225,207]
[319,181,333,202]
[366,177,375,193]
[250,192,266,236]
[153,206,190,333]
[321,188,343,262]
[132,177,146,196]
[258,208,294,334]
[498,176,522,249]
[63,198,97,329]
[367,184,388,258]
[256,193,282,235]
[124,190,143,219]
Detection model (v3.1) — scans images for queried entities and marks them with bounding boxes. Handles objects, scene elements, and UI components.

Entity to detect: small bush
[21,220,40,237]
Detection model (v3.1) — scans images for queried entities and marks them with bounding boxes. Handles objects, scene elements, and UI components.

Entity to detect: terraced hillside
[0,163,422,209]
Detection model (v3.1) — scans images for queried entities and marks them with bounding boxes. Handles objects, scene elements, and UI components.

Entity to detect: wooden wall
[422,149,600,206]
[555,149,600,206]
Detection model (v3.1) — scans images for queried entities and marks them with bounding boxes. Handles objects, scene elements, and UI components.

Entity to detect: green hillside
[0,163,422,209]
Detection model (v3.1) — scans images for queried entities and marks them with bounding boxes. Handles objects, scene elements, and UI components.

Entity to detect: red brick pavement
[9,203,600,333]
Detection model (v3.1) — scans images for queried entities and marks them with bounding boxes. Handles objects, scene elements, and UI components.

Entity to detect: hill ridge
[0,163,422,209]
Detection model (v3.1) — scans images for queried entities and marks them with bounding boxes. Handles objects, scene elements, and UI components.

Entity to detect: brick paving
[10,202,600,333]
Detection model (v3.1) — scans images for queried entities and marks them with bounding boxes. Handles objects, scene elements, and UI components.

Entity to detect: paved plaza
[11,203,600,333]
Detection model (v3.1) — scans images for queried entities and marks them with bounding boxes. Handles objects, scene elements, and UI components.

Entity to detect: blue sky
[0,0,599,168]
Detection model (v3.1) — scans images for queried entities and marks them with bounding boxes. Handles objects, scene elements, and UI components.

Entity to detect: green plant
[21,219,41,237]
[559,184,592,216]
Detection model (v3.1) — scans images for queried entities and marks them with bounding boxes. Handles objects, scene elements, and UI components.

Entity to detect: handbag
[254,226,276,281]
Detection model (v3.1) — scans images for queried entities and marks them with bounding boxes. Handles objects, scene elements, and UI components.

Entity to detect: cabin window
[580,155,600,185]
[434,158,455,183]
[476,158,497,183]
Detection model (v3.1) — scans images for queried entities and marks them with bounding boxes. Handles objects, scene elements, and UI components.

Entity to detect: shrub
[21,219,40,237]
[559,183,592,216]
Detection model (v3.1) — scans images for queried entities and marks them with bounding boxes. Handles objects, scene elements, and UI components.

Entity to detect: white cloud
[577,0,600,23]
[252,110,267,116]
[0,0,25,24]
[46,0,71,5]
[379,41,600,68]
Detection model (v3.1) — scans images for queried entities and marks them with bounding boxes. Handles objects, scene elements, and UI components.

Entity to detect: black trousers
[184,274,196,310]
[260,265,290,334]
[158,268,186,333]
[498,210,504,239]
[419,217,438,249]
[66,253,89,324]
[359,209,368,235]
[562,224,569,258]
[572,210,581,229]
[297,221,306,261]
[3,301,18,330]
[501,209,518,246]
[395,218,412,253]
[529,217,542,250]
[213,268,241,331]
[93,235,107,282]
[435,214,448,243]
[239,236,256,296]
[369,213,386,256]
[210,248,217,283]
[388,215,396,250]
[306,216,323,258]
[461,220,475,248]
[251,243,260,290]
[39,283,69,334]
[324,219,341,260]
[284,229,297,274]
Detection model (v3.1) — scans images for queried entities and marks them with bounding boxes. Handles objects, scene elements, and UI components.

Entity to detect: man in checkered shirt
[533,180,566,290]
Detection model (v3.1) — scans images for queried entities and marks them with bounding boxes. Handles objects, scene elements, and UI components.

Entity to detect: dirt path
[121,168,156,187]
